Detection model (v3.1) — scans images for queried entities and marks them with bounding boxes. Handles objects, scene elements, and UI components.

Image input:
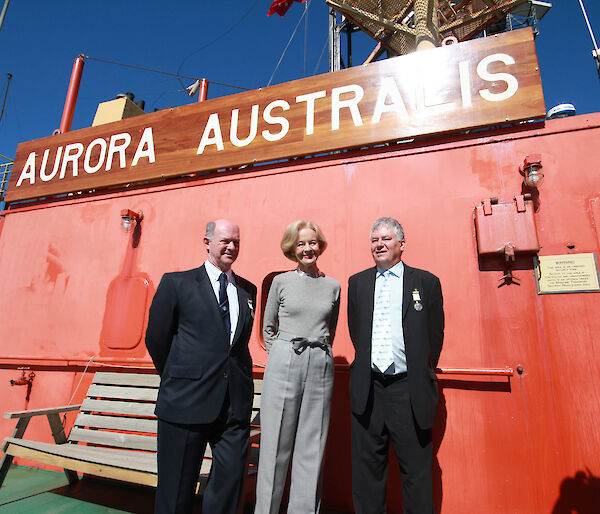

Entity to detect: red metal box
[474,197,540,256]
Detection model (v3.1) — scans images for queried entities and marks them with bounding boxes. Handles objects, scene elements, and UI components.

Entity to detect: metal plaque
[535,253,600,294]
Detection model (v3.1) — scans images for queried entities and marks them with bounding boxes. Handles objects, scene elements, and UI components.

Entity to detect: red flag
[268,0,307,17]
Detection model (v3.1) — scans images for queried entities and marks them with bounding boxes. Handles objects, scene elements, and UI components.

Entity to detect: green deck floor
[0,465,161,513]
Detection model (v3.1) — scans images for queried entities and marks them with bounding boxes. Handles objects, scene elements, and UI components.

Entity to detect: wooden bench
[0,371,262,495]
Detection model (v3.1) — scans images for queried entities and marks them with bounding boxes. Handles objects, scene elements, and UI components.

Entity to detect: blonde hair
[280,220,328,262]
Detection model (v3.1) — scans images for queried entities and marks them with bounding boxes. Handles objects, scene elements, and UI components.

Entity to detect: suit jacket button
[224,372,228,379]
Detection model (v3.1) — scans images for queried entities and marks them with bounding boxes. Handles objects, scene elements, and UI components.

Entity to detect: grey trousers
[255,339,334,514]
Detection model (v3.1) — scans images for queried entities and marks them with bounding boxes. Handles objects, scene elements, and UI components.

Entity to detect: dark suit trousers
[351,374,433,514]
[155,394,250,514]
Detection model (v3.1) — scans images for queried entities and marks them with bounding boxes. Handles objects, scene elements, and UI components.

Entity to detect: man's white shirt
[371,261,407,374]
[204,260,239,344]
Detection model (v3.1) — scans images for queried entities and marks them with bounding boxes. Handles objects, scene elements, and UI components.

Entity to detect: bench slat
[4,436,215,473]
[93,372,160,387]
[5,443,158,487]
[4,437,157,473]
[80,398,156,417]
[249,428,261,442]
[68,424,215,459]
[68,427,158,452]
[74,413,158,434]
[87,385,159,402]
[3,404,81,420]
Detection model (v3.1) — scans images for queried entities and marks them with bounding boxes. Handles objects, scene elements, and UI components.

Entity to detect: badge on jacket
[412,289,423,311]
[248,298,255,318]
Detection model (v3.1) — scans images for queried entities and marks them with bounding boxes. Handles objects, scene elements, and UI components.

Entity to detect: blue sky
[0,1,599,162]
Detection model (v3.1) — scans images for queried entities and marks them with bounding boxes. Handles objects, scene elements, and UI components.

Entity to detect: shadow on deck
[0,465,230,513]
[0,465,346,513]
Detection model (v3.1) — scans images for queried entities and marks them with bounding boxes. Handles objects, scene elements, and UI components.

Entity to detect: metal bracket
[498,243,520,287]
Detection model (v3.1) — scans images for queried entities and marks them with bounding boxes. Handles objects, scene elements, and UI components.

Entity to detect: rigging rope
[176,0,263,86]
[0,73,12,124]
[304,0,309,77]
[267,0,312,87]
[84,56,250,91]
[313,35,329,75]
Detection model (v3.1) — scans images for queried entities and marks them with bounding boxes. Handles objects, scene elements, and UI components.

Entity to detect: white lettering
[262,100,290,142]
[42,147,63,182]
[230,105,259,147]
[477,53,518,102]
[84,138,107,174]
[60,143,84,178]
[106,133,131,171]
[331,84,364,131]
[39,149,57,182]
[459,61,472,108]
[296,91,326,135]
[415,69,456,115]
[197,113,224,154]
[16,152,36,187]
[372,77,408,124]
[132,128,156,166]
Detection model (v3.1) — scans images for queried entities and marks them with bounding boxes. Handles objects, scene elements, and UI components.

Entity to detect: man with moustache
[145,219,257,514]
[348,217,444,514]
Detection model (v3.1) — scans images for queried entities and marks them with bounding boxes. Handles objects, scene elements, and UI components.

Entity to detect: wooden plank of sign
[6,28,545,203]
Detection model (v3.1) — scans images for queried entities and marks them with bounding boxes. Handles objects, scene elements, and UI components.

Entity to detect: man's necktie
[218,273,231,341]
[372,271,394,373]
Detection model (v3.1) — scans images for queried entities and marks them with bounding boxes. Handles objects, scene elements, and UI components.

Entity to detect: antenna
[578,0,600,79]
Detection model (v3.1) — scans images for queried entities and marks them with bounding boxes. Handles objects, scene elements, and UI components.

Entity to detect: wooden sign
[6,28,545,202]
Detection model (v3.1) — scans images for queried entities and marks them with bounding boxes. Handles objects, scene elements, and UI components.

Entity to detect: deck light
[120,209,143,232]
[519,154,543,188]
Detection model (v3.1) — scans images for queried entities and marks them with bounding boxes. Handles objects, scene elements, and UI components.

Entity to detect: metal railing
[0,162,11,201]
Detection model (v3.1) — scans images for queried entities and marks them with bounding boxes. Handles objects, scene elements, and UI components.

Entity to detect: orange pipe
[56,54,85,134]
[197,78,208,102]
[437,367,515,376]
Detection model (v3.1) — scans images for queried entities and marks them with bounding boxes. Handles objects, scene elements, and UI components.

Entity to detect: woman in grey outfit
[255,220,341,514]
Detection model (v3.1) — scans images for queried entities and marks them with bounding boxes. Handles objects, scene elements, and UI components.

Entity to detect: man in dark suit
[145,219,257,514]
[348,217,444,514]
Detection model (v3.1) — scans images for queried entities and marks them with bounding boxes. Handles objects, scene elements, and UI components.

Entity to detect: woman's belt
[277,331,330,355]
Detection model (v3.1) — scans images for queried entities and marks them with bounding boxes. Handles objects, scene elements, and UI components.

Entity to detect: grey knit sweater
[263,271,341,350]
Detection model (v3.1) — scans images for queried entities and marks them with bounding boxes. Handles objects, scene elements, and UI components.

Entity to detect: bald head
[204,219,241,272]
